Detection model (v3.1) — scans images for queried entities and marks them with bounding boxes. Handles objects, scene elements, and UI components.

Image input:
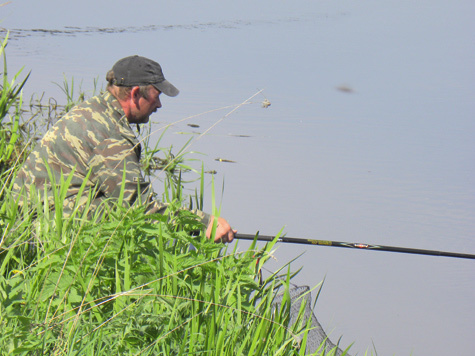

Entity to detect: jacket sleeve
[88,137,156,208]
[88,137,210,226]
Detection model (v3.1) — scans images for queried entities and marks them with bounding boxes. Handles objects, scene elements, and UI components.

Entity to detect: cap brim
[153,80,179,97]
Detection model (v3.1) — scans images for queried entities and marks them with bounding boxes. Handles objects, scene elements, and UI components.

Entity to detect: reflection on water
[2,16,327,39]
[2,1,474,355]
[4,22,250,38]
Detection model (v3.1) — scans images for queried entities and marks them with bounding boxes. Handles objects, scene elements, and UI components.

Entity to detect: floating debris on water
[336,85,355,94]
[187,123,200,128]
[175,131,199,135]
[228,134,251,138]
[215,158,237,163]
[261,98,271,108]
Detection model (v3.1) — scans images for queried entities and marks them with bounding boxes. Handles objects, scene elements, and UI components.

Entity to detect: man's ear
[130,86,141,106]
[130,86,140,98]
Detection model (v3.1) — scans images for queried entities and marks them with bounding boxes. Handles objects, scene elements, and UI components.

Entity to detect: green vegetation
[0,33,29,178]
[0,35,351,355]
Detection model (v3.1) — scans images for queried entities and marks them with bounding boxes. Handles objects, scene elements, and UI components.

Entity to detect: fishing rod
[235,233,475,260]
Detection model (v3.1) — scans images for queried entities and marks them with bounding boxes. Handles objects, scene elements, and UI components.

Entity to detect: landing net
[272,284,351,356]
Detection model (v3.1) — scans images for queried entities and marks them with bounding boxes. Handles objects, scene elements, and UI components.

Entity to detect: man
[14,55,235,243]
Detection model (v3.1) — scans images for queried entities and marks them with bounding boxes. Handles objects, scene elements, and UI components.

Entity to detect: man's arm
[89,138,236,243]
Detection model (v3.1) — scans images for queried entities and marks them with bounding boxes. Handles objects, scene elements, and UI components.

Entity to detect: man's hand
[206,216,237,243]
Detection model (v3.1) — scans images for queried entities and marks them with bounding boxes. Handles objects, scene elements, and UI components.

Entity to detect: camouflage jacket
[14,91,208,224]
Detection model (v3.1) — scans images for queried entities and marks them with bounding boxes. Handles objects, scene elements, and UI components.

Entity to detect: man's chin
[138,116,150,124]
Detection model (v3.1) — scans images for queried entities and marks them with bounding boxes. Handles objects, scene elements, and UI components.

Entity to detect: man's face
[128,86,162,124]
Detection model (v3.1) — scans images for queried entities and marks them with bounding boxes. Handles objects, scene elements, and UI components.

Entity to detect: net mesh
[272,284,350,356]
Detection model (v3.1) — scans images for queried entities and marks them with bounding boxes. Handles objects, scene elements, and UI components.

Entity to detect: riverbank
[0,35,351,356]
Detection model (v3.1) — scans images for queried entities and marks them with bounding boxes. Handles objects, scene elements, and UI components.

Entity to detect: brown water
[2,1,474,354]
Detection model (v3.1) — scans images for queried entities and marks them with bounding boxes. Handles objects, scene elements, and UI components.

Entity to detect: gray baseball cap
[111,55,179,97]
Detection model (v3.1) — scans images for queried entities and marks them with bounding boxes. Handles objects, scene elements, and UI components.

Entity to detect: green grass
[0,34,355,355]
[0,181,320,355]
